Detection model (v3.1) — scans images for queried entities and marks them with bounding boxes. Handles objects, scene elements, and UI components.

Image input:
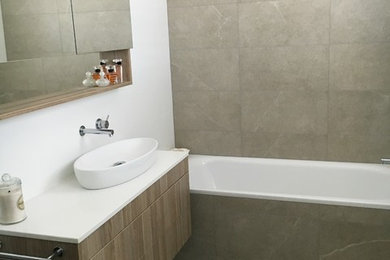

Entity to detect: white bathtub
[189,155,390,210]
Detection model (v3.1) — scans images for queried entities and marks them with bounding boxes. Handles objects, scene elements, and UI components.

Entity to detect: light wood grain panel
[0,235,79,260]
[0,158,190,260]
[141,208,155,260]
[179,173,191,245]
[92,173,191,260]
[167,158,188,188]
[78,210,124,259]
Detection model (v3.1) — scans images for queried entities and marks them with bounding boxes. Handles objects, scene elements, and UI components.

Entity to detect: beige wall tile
[175,130,242,156]
[239,0,330,47]
[173,91,241,131]
[59,13,76,55]
[1,0,62,15]
[42,53,99,93]
[73,11,132,53]
[329,136,390,165]
[171,48,239,91]
[168,4,238,50]
[168,0,237,8]
[169,0,389,163]
[3,14,65,60]
[241,90,328,135]
[329,91,390,137]
[328,90,390,163]
[240,46,329,91]
[330,44,390,91]
[71,0,130,13]
[0,59,44,90]
[242,131,328,160]
[331,0,390,44]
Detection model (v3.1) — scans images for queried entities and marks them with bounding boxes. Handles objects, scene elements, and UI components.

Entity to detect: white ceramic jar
[0,174,27,224]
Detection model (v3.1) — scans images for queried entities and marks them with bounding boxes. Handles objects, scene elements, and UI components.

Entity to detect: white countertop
[0,150,189,243]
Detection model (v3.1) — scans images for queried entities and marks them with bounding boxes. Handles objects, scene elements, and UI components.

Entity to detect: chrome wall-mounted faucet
[381,158,390,165]
[79,115,114,137]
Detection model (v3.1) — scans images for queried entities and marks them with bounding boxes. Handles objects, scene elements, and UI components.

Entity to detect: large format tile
[239,0,330,47]
[171,48,239,92]
[241,90,328,135]
[174,195,217,260]
[1,0,64,15]
[168,0,237,8]
[71,0,130,13]
[73,11,132,53]
[168,4,238,49]
[330,44,390,91]
[242,131,328,160]
[240,46,329,91]
[3,14,65,60]
[328,90,390,162]
[319,221,390,260]
[0,59,45,103]
[328,91,390,137]
[42,53,99,92]
[331,0,390,44]
[214,196,319,260]
[173,91,241,131]
[328,133,390,163]
[175,130,242,156]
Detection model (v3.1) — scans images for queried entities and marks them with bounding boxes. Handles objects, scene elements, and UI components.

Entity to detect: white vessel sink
[74,138,158,189]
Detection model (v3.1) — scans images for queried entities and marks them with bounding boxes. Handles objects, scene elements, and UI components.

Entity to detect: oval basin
[74,138,158,189]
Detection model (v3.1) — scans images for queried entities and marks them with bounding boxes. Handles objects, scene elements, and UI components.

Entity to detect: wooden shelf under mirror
[0,82,131,120]
[0,49,132,120]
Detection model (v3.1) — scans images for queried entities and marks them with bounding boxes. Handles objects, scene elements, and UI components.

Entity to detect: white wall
[0,0,175,200]
[0,3,7,62]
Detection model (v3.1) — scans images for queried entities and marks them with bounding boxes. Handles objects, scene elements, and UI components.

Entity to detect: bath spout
[381,158,390,165]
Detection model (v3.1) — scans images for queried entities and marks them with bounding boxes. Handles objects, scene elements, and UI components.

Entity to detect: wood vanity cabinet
[0,158,191,260]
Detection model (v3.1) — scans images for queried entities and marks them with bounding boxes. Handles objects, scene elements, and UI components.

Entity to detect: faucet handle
[96,115,110,129]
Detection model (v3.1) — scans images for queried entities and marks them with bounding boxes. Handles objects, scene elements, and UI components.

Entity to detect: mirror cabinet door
[71,0,132,54]
[1,0,75,61]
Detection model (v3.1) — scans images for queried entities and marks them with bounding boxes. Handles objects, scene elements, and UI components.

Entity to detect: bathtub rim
[188,154,390,210]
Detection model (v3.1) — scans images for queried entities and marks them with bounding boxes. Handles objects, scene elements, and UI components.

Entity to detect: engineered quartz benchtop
[0,150,189,243]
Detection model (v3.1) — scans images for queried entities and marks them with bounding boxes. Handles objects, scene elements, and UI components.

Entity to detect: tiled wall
[1,0,75,61]
[168,0,390,163]
[175,194,390,260]
[0,53,99,104]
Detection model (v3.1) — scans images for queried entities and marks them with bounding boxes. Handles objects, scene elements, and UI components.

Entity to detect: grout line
[237,1,244,156]
[69,0,79,54]
[327,0,332,160]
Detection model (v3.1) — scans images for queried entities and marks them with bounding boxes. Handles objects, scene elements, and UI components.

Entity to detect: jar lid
[0,173,21,189]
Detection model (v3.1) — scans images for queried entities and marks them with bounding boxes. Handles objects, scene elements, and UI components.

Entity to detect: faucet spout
[381,158,390,165]
[79,126,114,137]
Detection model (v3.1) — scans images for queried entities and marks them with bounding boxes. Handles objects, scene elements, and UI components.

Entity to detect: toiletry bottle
[100,59,109,77]
[92,66,101,80]
[113,58,123,83]
[96,71,110,87]
[107,65,117,85]
[82,72,96,87]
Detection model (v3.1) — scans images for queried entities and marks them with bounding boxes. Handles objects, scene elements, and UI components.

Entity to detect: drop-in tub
[189,155,390,209]
[175,155,390,260]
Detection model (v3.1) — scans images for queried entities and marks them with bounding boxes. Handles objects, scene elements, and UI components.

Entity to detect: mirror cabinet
[0,0,133,119]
